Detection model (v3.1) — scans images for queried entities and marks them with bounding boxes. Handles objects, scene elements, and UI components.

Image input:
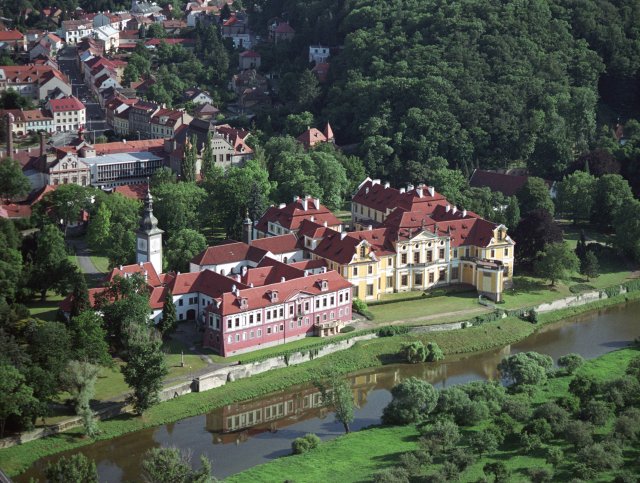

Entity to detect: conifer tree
[201,131,214,178]
[181,135,198,182]
[159,291,177,336]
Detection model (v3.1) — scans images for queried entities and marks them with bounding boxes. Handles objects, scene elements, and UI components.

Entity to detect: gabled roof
[0,30,24,41]
[274,22,295,34]
[191,240,268,266]
[47,96,84,112]
[255,196,342,234]
[296,127,327,149]
[239,50,260,58]
[250,233,300,254]
[108,261,162,287]
[468,169,529,197]
[112,184,147,200]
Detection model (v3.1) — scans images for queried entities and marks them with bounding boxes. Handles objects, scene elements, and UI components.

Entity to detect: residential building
[309,45,329,64]
[254,195,343,238]
[239,50,261,70]
[149,108,191,139]
[47,152,91,186]
[186,6,219,27]
[222,13,253,48]
[469,168,555,198]
[297,122,334,149]
[0,108,55,134]
[269,20,295,43]
[128,101,159,138]
[0,30,27,51]
[182,87,213,105]
[46,96,86,132]
[60,20,94,44]
[93,25,120,51]
[311,62,330,83]
[0,65,71,101]
[131,0,163,16]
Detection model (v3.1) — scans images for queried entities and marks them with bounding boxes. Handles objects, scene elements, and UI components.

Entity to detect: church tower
[242,212,252,244]
[136,186,164,274]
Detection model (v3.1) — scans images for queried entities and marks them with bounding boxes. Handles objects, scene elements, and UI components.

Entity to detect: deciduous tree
[534,242,579,286]
[45,454,98,483]
[381,377,437,425]
[165,229,207,273]
[0,158,30,202]
[0,364,36,438]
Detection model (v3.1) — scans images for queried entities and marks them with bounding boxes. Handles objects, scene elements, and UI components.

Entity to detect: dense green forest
[247,0,640,184]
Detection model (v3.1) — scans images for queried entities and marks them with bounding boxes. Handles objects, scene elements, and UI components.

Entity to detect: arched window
[62,163,67,170]
[72,162,77,168]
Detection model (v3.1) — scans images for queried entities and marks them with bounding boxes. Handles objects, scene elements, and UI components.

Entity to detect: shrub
[340,325,355,333]
[580,399,613,426]
[570,283,596,294]
[426,341,444,362]
[533,402,570,435]
[448,447,476,472]
[557,353,585,375]
[398,451,423,476]
[564,420,593,449]
[501,397,531,422]
[352,299,374,319]
[372,467,410,483]
[578,442,623,471]
[528,467,553,483]
[418,419,460,453]
[291,433,321,454]
[402,341,427,363]
[545,446,563,466]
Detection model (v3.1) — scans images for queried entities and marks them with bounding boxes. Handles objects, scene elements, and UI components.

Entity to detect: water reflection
[17,300,640,482]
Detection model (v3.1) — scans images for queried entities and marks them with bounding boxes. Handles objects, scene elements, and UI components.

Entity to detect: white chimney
[416,187,423,198]
[462,209,467,217]
[322,266,327,273]
[372,179,381,185]
[384,181,390,189]
[119,265,123,270]
[304,270,309,276]
[281,276,286,282]
[279,203,286,209]
[231,284,237,293]
[340,232,347,240]
[428,186,435,197]
[293,195,299,202]
[302,198,308,210]
[399,187,406,194]
[139,261,143,267]
[241,265,247,276]
[365,187,369,194]
[445,204,450,213]
[310,215,315,222]
[452,206,458,214]
[407,183,414,191]
[313,198,320,210]
[367,225,373,231]
[323,220,328,227]
[249,283,254,288]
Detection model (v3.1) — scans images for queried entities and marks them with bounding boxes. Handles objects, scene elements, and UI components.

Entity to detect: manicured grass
[89,254,110,273]
[228,425,420,483]
[25,294,64,322]
[229,348,640,483]
[368,291,489,323]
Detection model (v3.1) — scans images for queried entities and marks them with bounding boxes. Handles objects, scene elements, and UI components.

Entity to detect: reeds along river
[17,300,640,481]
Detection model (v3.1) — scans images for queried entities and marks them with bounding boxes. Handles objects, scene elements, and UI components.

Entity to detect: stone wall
[535,286,626,313]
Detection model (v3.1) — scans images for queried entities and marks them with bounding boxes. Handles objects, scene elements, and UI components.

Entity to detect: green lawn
[89,254,110,273]
[229,348,640,483]
[228,425,420,483]
[25,294,65,322]
[368,291,488,324]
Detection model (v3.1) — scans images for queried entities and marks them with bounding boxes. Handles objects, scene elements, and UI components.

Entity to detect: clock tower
[136,186,164,274]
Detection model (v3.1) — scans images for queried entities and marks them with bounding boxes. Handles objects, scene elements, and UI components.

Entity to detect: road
[67,238,105,288]
[56,46,109,141]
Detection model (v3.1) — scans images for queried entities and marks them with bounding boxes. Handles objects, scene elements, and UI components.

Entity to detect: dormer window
[72,162,77,168]
[359,245,366,258]
[269,290,278,302]
[239,298,248,310]
[62,163,67,169]
[318,280,328,291]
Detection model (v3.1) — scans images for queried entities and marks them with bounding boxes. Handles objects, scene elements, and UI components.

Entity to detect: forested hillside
[250,0,640,183]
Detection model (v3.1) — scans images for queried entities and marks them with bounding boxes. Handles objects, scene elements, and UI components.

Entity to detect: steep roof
[112,184,147,200]
[274,22,295,34]
[250,233,300,254]
[239,50,260,58]
[191,240,268,266]
[296,127,327,149]
[255,196,342,234]
[468,169,529,197]
[47,96,84,112]
[0,30,24,41]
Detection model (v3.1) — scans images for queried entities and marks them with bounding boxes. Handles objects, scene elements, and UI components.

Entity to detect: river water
[17,300,640,482]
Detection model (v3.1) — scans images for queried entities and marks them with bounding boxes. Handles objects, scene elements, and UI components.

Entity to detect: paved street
[56,47,109,140]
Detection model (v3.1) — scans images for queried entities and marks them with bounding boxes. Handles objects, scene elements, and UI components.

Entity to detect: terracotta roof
[47,96,84,112]
[296,128,327,149]
[289,258,328,271]
[191,240,268,266]
[0,203,31,219]
[352,179,446,214]
[274,22,295,34]
[0,108,52,122]
[0,30,24,41]
[239,50,260,58]
[0,65,69,86]
[56,138,165,156]
[214,270,350,317]
[250,233,300,254]
[107,261,162,287]
[255,196,342,234]
[144,38,195,46]
[296,218,334,239]
[112,184,147,200]
[313,228,394,264]
[468,169,529,197]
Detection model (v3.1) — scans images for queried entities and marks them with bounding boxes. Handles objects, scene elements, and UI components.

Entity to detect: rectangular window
[290,321,294,329]
[249,314,253,324]
[267,327,272,334]
[366,284,373,296]
[330,312,334,319]
[315,299,320,309]
[401,275,408,286]
[491,249,495,258]
[401,253,407,264]
[305,317,309,325]
[368,265,373,274]
[179,299,183,306]
[505,248,509,257]
[235,318,240,327]
[427,251,433,262]
[415,272,423,285]
[305,302,309,311]
[429,272,435,283]
[330,296,335,305]
[345,291,349,301]
[451,267,459,279]
[258,329,262,337]
[280,324,284,332]
[298,319,302,327]
[279,308,284,317]
[386,276,393,287]
[414,252,420,264]
[323,298,327,307]
[228,335,232,344]
[353,266,358,276]
[323,314,327,321]
[354,286,359,298]
[267,311,271,320]
[439,248,445,259]
[289,305,294,315]
[235,334,240,342]
[227,320,232,329]
[316,315,320,323]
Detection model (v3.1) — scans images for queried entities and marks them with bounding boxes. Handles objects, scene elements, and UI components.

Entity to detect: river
[17,300,640,482]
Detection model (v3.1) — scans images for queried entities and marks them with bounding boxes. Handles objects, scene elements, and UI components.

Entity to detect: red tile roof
[239,50,260,58]
[108,261,162,287]
[250,234,300,254]
[468,169,529,197]
[0,203,31,219]
[255,196,342,234]
[191,240,268,266]
[47,96,85,112]
[0,30,24,41]
[112,184,147,200]
[274,22,295,34]
[296,128,327,149]
[56,138,165,156]
[0,65,69,86]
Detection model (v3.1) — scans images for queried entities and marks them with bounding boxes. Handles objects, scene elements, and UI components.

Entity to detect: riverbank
[228,347,640,482]
[2,290,640,477]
